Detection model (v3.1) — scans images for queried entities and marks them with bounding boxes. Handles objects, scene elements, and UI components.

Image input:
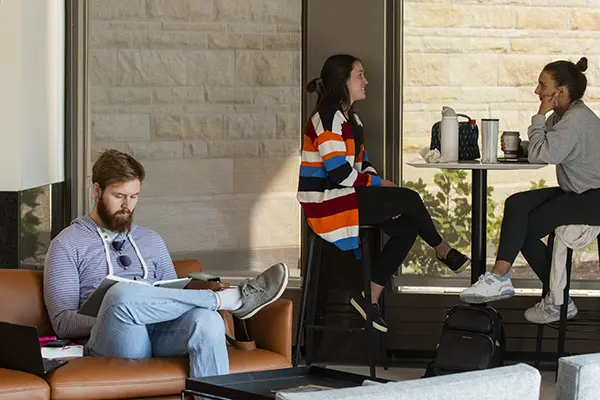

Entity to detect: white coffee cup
[502,131,521,158]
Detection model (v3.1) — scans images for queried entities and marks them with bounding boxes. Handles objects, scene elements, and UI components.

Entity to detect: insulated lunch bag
[424,305,505,377]
[430,114,481,160]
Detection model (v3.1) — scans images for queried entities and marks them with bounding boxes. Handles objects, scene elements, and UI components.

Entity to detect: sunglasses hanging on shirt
[111,240,132,269]
[96,226,149,278]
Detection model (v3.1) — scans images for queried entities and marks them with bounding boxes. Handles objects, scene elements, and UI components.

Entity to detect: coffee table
[183,366,391,399]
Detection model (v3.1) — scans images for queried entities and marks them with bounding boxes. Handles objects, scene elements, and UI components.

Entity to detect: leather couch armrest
[244,299,292,364]
[173,259,203,278]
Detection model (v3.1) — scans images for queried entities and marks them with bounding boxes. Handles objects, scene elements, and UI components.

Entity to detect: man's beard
[97,195,134,233]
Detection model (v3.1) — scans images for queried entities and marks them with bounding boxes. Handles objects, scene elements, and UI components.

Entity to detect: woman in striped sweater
[298,54,470,332]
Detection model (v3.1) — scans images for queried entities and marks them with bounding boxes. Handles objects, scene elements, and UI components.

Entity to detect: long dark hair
[543,57,588,102]
[307,54,361,118]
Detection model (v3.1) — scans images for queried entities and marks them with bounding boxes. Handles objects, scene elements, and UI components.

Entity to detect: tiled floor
[330,365,556,399]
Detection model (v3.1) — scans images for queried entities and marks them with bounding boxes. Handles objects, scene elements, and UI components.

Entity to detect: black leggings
[497,187,600,284]
[356,187,443,286]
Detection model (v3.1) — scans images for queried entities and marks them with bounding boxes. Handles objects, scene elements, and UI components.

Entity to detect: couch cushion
[47,356,188,400]
[173,259,203,278]
[557,353,600,400]
[275,364,541,400]
[228,347,291,373]
[0,270,53,336]
[0,368,50,400]
[47,348,291,400]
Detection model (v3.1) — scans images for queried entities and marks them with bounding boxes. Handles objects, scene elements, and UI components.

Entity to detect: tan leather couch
[0,260,293,400]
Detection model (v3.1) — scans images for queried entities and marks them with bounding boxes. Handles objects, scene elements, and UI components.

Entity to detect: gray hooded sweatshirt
[526,100,600,193]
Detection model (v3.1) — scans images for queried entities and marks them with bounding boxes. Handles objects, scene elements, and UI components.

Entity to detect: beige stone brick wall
[404,0,600,154]
[88,0,302,276]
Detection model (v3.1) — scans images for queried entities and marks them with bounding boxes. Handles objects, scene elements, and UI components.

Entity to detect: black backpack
[424,305,505,377]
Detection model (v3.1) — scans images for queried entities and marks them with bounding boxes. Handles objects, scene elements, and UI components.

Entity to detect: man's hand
[380,179,397,187]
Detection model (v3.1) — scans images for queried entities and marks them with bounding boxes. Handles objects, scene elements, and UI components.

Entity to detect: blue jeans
[85,282,229,377]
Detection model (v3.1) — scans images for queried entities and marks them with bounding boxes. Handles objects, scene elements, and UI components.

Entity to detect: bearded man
[43,149,288,377]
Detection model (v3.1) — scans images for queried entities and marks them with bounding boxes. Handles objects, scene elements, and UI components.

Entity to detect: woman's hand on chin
[538,92,558,115]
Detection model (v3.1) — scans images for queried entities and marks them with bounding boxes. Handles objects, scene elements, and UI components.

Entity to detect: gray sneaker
[231,263,289,320]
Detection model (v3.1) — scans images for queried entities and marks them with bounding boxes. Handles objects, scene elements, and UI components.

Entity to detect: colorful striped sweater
[297,106,381,252]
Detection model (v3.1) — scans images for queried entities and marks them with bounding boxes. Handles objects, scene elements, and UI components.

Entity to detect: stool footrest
[304,323,368,332]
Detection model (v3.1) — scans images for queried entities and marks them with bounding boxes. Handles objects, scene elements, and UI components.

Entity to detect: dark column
[0,192,20,269]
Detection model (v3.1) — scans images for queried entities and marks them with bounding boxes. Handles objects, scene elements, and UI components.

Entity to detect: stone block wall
[88,0,302,276]
[404,0,600,153]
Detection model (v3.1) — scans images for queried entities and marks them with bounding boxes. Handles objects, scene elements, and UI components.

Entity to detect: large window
[400,1,600,289]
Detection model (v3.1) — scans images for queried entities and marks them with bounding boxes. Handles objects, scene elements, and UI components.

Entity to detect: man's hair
[92,149,145,190]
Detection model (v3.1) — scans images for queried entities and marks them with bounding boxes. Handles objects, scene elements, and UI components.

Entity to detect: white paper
[419,148,442,163]
[42,345,84,359]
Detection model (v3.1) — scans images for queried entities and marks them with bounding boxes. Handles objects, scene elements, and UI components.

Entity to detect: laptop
[0,321,68,377]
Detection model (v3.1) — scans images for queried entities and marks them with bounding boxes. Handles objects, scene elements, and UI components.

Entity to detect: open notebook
[77,275,191,318]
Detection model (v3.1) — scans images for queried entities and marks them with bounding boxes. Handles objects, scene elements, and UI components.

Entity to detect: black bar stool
[534,231,600,378]
[293,225,387,378]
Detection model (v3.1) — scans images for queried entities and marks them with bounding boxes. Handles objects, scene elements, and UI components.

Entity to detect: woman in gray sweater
[460,57,600,323]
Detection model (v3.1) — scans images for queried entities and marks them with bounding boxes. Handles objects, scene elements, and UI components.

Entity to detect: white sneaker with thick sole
[459,272,516,304]
[524,296,578,324]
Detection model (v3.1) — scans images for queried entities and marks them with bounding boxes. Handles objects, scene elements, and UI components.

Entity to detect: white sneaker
[524,296,578,324]
[459,272,515,304]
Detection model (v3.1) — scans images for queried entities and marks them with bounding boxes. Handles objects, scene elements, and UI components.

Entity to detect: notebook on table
[497,156,529,163]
